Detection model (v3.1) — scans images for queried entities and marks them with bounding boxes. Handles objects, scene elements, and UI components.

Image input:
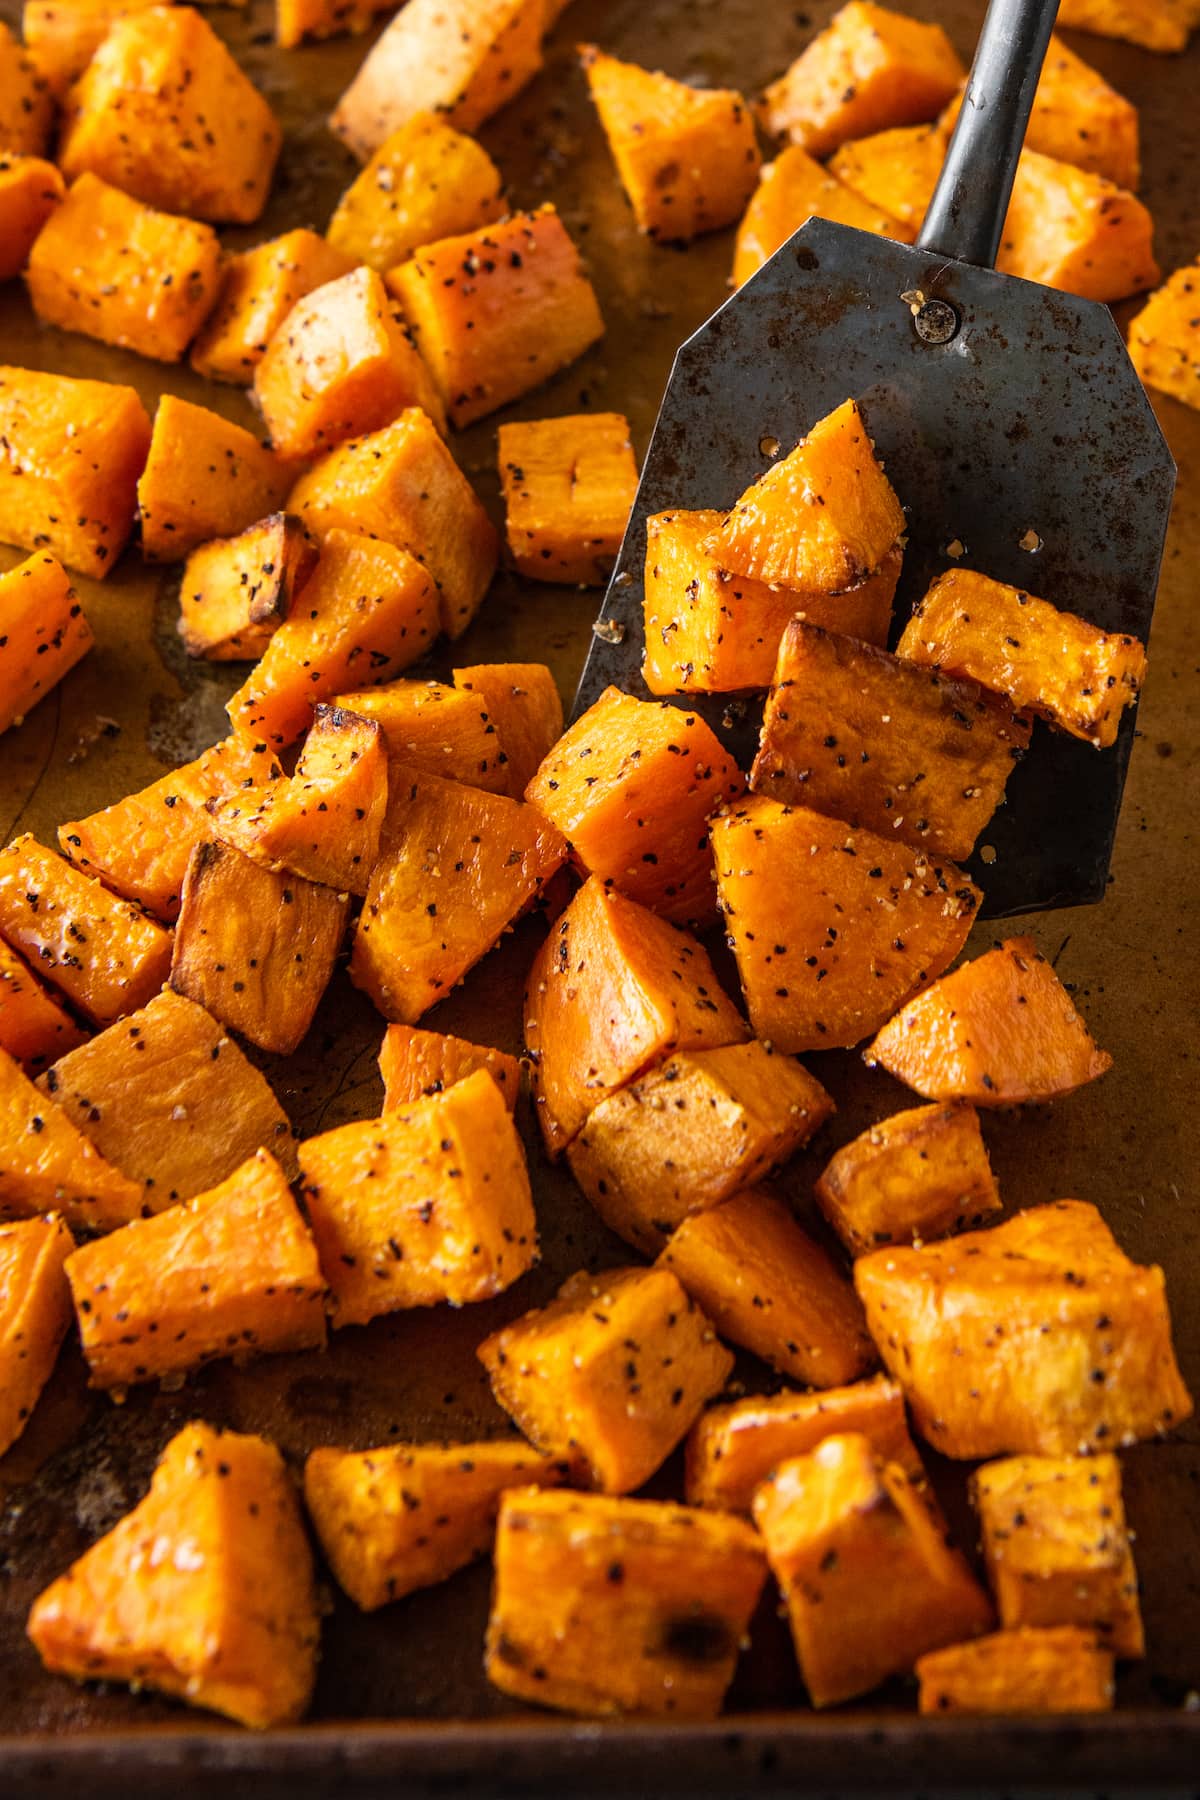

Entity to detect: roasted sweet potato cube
[66,1149,325,1388]
[1129,262,1200,410]
[1056,0,1191,53]
[39,988,295,1208]
[659,1187,875,1388]
[58,6,282,224]
[917,1626,1114,1715]
[828,124,947,235]
[581,44,760,243]
[0,1045,144,1230]
[0,367,151,579]
[59,736,278,924]
[450,663,563,798]
[328,679,510,793]
[0,940,86,1073]
[752,622,1032,862]
[865,936,1113,1105]
[854,1200,1194,1457]
[709,399,906,594]
[999,150,1159,301]
[498,414,637,587]
[0,21,54,155]
[27,1421,319,1728]
[760,2,964,156]
[486,1487,767,1718]
[389,208,604,430]
[190,230,355,385]
[524,876,749,1157]
[276,0,392,48]
[712,798,980,1055]
[379,1023,520,1113]
[815,1101,999,1255]
[899,567,1146,749]
[226,530,439,751]
[685,1375,921,1514]
[569,1041,834,1255]
[304,1439,566,1610]
[138,398,291,564]
[287,412,499,639]
[0,835,172,1026]
[0,553,93,736]
[0,152,64,283]
[327,111,506,272]
[753,1433,993,1706]
[478,1266,733,1493]
[733,145,905,288]
[26,173,221,363]
[21,0,164,95]
[170,841,348,1055]
[0,1212,73,1456]
[526,686,744,926]
[298,1069,537,1326]
[179,514,317,664]
[350,766,566,1024]
[972,1453,1143,1656]
[330,0,544,159]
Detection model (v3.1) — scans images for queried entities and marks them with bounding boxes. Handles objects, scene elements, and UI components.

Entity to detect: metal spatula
[572,0,1174,918]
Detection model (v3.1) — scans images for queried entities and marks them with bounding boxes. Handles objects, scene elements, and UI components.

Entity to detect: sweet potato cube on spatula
[0,22,54,155]
[998,150,1159,303]
[854,1200,1194,1457]
[329,679,510,793]
[486,1487,767,1718]
[0,1213,74,1457]
[569,1040,834,1255]
[190,230,354,385]
[180,514,317,663]
[326,112,506,272]
[379,1023,520,1113]
[815,1101,1000,1255]
[27,1421,319,1728]
[0,553,93,737]
[917,1626,1115,1715]
[0,153,64,283]
[304,1439,566,1611]
[827,123,948,239]
[733,146,906,288]
[478,1266,733,1492]
[0,940,86,1074]
[498,414,638,586]
[1055,0,1191,54]
[0,1046,144,1231]
[451,663,563,798]
[138,397,292,563]
[1128,261,1200,410]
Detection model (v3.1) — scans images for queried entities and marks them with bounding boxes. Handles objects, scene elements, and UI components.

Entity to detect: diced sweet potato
[524,876,749,1157]
[39,987,295,1208]
[287,411,499,639]
[733,146,906,288]
[569,1041,834,1255]
[526,686,744,926]
[179,513,317,663]
[685,1375,921,1514]
[138,397,291,564]
[865,936,1113,1105]
[0,1212,74,1456]
[298,1069,537,1326]
[1129,262,1200,410]
[0,152,64,282]
[581,44,760,243]
[379,1023,520,1113]
[0,366,151,579]
[752,621,1032,861]
[275,0,392,49]
[389,208,604,430]
[659,1187,876,1387]
[0,834,172,1026]
[478,1266,732,1492]
[712,798,980,1054]
[854,1199,1194,1457]
[27,1421,319,1728]
[753,1433,992,1706]
[498,414,637,587]
[1055,0,1191,53]
[760,2,964,156]
[170,841,348,1055]
[999,150,1159,302]
[66,1149,325,1388]
[58,6,282,224]
[0,939,86,1073]
[330,0,544,160]
[21,0,164,94]
[828,124,947,235]
[450,663,563,798]
[350,765,566,1023]
[326,112,506,273]
[328,679,510,793]
[815,1101,1000,1255]
[226,529,439,751]
[0,1044,144,1230]
[899,568,1146,750]
[190,230,355,385]
[710,399,905,594]
[973,1453,1142,1655]
[644,510,901,694]
[26,173,221,363]
[917,1626,1114,1715]
[304,1439,565,1610]
[0,552,93,736]
[0,21,54,155]
[58,736,278,924]
[486,1487,767,1718]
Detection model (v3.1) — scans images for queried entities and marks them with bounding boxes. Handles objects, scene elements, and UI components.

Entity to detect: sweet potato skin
[0,553,93,738]
[190,230,354,385]
[379,1023,520,1113]
[498,414,637,586]
[0,153,64,283]
[917,1626,1115,1715]
[0,1212,74,1457]
[0,939,86,1074]
[0,1044,145,1232]
[815,1101,1001,1254]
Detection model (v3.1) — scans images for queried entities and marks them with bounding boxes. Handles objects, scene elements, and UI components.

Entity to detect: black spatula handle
[918,0,1058,267]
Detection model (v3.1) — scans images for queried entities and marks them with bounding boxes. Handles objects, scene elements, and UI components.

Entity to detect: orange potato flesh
[276,0,393,50]
[179,513,318,664]
[1055,0,1192,54]
[137,396,292,564]
[733,145,906,288]
[1129,261,1200,410]
[997,149,1159,302]
[498,413,637,587]
[326,111,506,271]
[815,1101,1001,1255]
[0,1212,74,1457]
[0,552,93,738]
[917,1626,1114,1715]
[190,230,355,385]
[0,21,55,155]
[379,1023,520,1113]
[329,679,511,794]
[450,663,563,798]
[23,0,166,96]
[0,1044,145,1232]
[0,152,64,283]
[0,938,87,1074]
[829,123,948,235]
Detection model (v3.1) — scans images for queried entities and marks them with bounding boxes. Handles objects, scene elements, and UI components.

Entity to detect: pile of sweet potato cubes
[0,0,1195,1734]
